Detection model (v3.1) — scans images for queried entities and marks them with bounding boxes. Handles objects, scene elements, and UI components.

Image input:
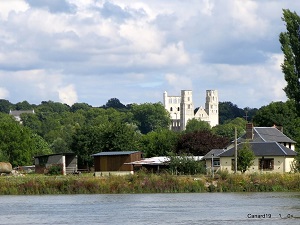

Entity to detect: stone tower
[205,90,219,127]
[180,90,194,131]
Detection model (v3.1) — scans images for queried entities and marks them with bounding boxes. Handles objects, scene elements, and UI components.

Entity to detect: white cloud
[0,0,29,20]
[58,84,78,106]
[0,0,299,108]
[0,87,9,99]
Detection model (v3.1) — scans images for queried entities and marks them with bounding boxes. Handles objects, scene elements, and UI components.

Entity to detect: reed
[0,172,299,195]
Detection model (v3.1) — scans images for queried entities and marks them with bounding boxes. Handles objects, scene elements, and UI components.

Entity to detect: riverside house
[205,123,297,174]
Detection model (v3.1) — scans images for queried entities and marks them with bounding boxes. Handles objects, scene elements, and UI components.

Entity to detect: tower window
[170,107,173,111]
[178,107,180,111]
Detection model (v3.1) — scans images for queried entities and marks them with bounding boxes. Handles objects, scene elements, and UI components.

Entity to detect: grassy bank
[0,172,300,195]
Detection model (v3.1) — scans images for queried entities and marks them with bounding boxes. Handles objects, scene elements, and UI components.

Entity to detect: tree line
[1,97,299,170]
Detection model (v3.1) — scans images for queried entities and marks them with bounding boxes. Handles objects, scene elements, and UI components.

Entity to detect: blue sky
[0,0,299,108]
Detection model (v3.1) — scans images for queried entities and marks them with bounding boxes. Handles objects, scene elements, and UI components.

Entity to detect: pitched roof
[220,142,297,157]
[239,127,296,144]
[92,151,140,157]
[9,110,35,117]
[202,149,226,159]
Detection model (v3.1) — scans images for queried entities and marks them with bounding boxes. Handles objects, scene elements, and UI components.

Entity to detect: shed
[91,151,142,176]
[34,153,77,175]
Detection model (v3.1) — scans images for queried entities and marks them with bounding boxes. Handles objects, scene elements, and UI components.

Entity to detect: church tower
[205,90,219,127]
[180,90,194,131]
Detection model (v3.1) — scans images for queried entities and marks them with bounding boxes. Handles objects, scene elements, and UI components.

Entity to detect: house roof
[202,149,226,159]
[91,151,141,157]
[239,127,296,143]
[9,110,35,117]
[220,142,297,157]
[34,152,76,158]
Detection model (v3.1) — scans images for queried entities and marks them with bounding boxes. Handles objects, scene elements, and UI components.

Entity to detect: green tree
[140,129,178,157]
[15,101,35,110]
[279,9,300,113]
[0,113,51,166]
[237,142,255,173]
[130,103,171,134]
[185,118,211,133]
[212,118,247,140]
[103,98,127,110]
[0,99,13,113]
[252,101,297,139]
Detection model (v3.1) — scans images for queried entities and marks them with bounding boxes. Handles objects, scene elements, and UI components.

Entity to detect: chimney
[246,123,253,140]
[273,124,283,133]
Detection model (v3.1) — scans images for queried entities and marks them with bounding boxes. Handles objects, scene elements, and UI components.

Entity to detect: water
[0,192,299,225]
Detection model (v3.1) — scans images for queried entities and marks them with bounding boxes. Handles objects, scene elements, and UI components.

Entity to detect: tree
[0,113,51,166]
[237,142,255,173]
[103,98,126,110]
[176,130,230,156]
[0,99,13,113]
[185,118,211,133]
[130,103,171,134]
[212,118,247,140]
[279,9,300,113]
[252,100,297,139]
[140,129,178,157]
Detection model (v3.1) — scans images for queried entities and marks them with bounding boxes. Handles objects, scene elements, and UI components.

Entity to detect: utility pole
[234,127,237,173]
[211,153,214,178]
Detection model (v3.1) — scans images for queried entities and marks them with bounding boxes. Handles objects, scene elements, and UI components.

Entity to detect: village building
[203,124,297,174]
[9,109,35,123]
[163,90,219,131]
[34,153,78,175]
[92,151,142,176]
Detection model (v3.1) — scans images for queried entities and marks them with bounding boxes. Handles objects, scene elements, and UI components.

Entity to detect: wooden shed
[92,151,142,176]
[34,153,77,175]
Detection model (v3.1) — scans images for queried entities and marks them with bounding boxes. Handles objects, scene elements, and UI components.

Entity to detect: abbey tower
[163,90,219,131]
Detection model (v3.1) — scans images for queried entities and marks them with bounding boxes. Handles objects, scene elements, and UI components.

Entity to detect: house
[34,153,78,175]
[217,124,297,174]
[91,151,142,176]
[9,110,35,123]
[202,149,226,174]
[219,142,297,173]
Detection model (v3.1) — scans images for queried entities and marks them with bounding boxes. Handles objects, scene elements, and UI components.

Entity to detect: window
[213,160,220,167]
[170,107,173,111]
[259,158,274,171]
[177,107,180,111]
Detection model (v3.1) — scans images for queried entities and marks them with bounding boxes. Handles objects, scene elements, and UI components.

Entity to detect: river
[0,192,299,224]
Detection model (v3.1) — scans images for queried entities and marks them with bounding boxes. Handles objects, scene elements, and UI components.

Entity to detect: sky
[0,0,299,109]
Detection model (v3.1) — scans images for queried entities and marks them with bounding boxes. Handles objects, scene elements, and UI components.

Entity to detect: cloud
[58,84,78,106]
[0,0,299,108]
[0,87,9,99]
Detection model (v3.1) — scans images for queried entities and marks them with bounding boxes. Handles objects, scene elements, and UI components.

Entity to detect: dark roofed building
[9,110,35,123]
[234,124,296,150]
[215,123,297,174]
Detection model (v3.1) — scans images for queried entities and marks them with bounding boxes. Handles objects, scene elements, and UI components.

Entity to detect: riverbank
[0,172,300,194]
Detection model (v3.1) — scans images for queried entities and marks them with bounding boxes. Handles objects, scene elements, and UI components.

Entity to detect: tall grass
[0,172,299,195]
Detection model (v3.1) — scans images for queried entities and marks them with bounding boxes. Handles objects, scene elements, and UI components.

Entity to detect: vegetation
[237,142,255,173]
[280,9,300,114]
[0,172,299,195]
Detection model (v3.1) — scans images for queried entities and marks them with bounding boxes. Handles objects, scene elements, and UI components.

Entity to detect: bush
[47,164,62,175]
